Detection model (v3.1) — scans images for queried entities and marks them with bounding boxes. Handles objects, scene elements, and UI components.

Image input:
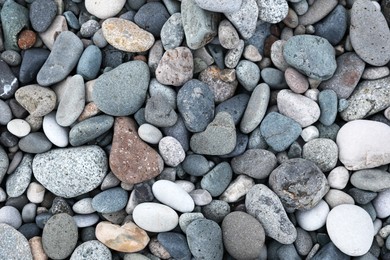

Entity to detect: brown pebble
[285,67,309,94]
[29,236,48,260]
[133,55,147,62]
[263,35,279,57]
[18,30,37,50]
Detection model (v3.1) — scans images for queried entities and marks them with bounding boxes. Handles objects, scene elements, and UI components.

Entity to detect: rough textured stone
[29,0,57,32]
[85,0,126,19]
[257,0,289,24]
[302,138,338,172]
[0,60,18,99]
[224,0,258,39]
[0,223,33,260]
[70,240,112,260]
[231,149,277,179]
[15,84,56,117]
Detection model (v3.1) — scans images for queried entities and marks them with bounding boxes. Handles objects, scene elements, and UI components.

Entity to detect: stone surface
[19,48,50,84]
[218,19,240,49]
[314,5,347,46]
[224,0,258,39]
[318,89,338,126]
[283,35,337,80]
[231,149,277,179]
[77,45,102,80]
[29,0,57,32]
[326,204,374,256]
[96,221,149,253]
[92,187,128,214]
[138,123,163,144]
[161,13,184,50]
[6,154,32,198]
[350,0,390,66]
[15,84,56,117]
[0,223,33,260]
[43,112,69,147]
[42,213,78,259]
[195,0,242,12]
[336,120,390,170]
[33,146,107,198]
[215,94,249,125]
[152,180,195,212]
[302,138,338,172]
[70,240,112,260]
[93,61,149,116]
[246,184,297,244]
[133,202,179,232]
[373,189,390,218]
[296,200,329,232]
[327,166,349,190]
[236,60,260,91]
[350,169,390,192]
[257,0,289,23]
[0,206,22,229]
[157,232,191,260]
[18,132,53,154]
[299,0,338,26]
[0,60,18,99]
[85,0,126,19]
[134,2,170,37]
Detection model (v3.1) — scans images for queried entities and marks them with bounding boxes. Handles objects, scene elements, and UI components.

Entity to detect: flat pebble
[218,19,240,49]
[299,0,338,26]
[70,240,112,260]
[134,2,170,37]
[152,180,194,212]
[15,84,56,117]
[314,5,347,46]
[133,202,179,232]
[0,223,33,259]
[77,45,102,80]
[179,212,204,234]
[42,112,69,147]
[157,232,191,260]
[73,214,100,228]
[69,115,114,146]
[145,95,177,127]
[92,187,128,214]
[0,100,12,125]
[7,119,31,137]
[261,67,287,89]
[246,184,297,244]
[336,120,390,170]
[302,138,338,172]
[324,189,355,209]
[195,0,242,12]
[362,66,390,80]
[33,146,107,198]
[215,94,249,125]
[29,0,57,32]
[182,154,210,177]
[85,0,126,19]
[73,198,95,215]
[311,242,349,260]
[161,13,184,50]
[351,169,390,192]
[6,154,32,198]
[138,124,163,144]
[318,89,338,126]
[326,204,374,256]
[296,200,330,231]
[348,188,377,205]
[0,206,22,229]
[186,219,223,260]
[19,48,50,84]
[18,132,52,154]
[231,149,277,179]
[96,221,149,253]
[189,189,212,206]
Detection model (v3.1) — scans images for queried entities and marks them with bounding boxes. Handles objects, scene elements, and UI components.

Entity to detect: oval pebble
[138,123,163,144]
[133,202,179,232]
[42,112,69,147]
[296,200,330,231]
[158,136,185,167]
[0,223,33,260]
[85,0,126,19]
[152,180,194,213]
[0,206,22,229]
[7,119,30,137]
[92,187,128,214]
[70,240,112,260]
[351,169,390,192]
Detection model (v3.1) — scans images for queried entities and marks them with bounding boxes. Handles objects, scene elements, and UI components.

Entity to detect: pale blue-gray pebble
[201,200,230,223]
[261,67,287,89]
[182,154,210,176]
[22,203,37,223]
[314,5,347,46]
[201,162,233,197]
[236,60,260,91]
[220,131,248,158]
[92,187,128,214]
[70,240,112,260]
[161,13,184,50]
[80,20,100,38]
[318,89,338,126]
[162,115,190,151]
[77,45,102,80]
[245,21,271,55]
[0,223,33,260]
[29,0,57,32]
[0,100,12,125]
[73,214,100,228]
[1,50,21,66]
[158,232,191,260]
[6,154,32,198]
[18,132,52,153]
[311,242,349,260]
[0,206,22,229]
[63,11,80,30]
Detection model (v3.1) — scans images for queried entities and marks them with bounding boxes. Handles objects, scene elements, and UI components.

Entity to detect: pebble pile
[1,0,390,259]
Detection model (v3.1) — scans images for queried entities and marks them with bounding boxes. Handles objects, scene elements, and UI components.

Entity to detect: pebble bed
[1,0,390,259]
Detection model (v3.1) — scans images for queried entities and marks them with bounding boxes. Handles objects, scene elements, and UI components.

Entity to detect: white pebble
[73,198,95,214]
[152,180,194,213]
[174,180,195,193]
[158,136,185,167]
[0,188,6,202]
[189,189,212,206]
[220,175,255,203]
[304,89,319,101]
[138,123,163,144]
[7,119,31,137]
[296,200,329,231]
[324,189,355,209]
[300,125,319,142]
[373,189,390,218]
[85,0,126,19]
[327,166,349,190]
[43,111,69,147]
[26,182,45,204]
[133,202,179,232]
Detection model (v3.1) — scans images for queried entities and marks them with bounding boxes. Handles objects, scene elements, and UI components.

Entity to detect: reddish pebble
[133,55,147,62]
[18,30,37,49]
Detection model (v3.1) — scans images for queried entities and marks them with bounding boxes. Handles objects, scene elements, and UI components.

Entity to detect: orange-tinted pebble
[133,55,147,62]
[18,30,37,49]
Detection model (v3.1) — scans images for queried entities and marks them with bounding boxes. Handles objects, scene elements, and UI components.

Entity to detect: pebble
[161,13,184,50]
[15,84,56,117]
[22,203,37,222]
[85,0,126,19]
[219,174,254,202]
[93,61,150,116]
[37,31,83,86]
[225,39,244,68]
[318,89,338,126]
[138,124,163,144]
[1,0,29,51]
[190,112,236,155]
[319,52,365,99]
[42,112,69,147]
[215,94,249,125]
[7,119,31,137]
[133,202,179,232]
[348,188,377,205]
[189,189,212,206]
[96,221,149,253]
[218,19,240,49]
[311,242,349,260]
[362,66,390,80]
[29,0,57,33]
[0,100,12,125]
[70,240,112,260]
[296,200,330,231]
[33,146,107,198]
[326,204,374,256]
[92,187,128,214]
[1,50,21,66]
[235,60,260,91]
[6,154,32,198]
[76,45,102,80]
[336,120,390,170]
[324,189,355,209]
[156,47,193,87]
[224,0,258,39]
[149,78,177,109]
[157,232,191,260]
[19,48,50,84]
[222,211,265,260]
[102,18,155,53]
[0,223,33,259]
[314,5,347,46]
[0,60,18,99]
[302,138,338,172]
[373,189,390,218]
[350,0,390,66]
[243,44,263,62]
[73,214,100,228]
[351,169,390,192]
[158,136,185,167]
[295,227,313,256]
[299,0,338,26]
[38,15,68,51]
[261,67,287,89]
[152,179,194,212]
[199,162,231,197]
[182,154,210,177]
[240,83,270,133]
[270,40,289,71]
[283,35,337,80]
[42,213,78,259]
[327,166,349,190]
[18,132,53,154]
[134,2,170,37]
[341,76,390,121]
[109,117,164,184]
[246,184,297,244]
[69,115,114,146]
[72,198,95,215]
[194,0,241,12]
[231,149,277,179]
[301,125,319,142]
[186,219,223,260]
[179,212,204,234]
[260,111,302,152]
[257,0,288,23]
[80,20,100,38]
[0,205,22,229]
[269,158,329,211]
[181,0,219,50]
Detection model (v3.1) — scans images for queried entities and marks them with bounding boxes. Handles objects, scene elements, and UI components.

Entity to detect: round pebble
[0,206,22,229]
[133,202,179,232]
[296,200,330,231]
[70,240,112,260]
[152,180,194,213]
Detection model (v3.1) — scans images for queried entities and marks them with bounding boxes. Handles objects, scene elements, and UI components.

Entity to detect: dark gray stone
[69,115,114,146]
[157,232,191,260]
[182,154,210,177]
[220,130,248,158]
[244,21,271,55]
[92,187,128,214]
[201,162,232,197]
[348,188,377,205]
[314,5,347,45]
[312,242,350,260]
[0,146,9,184]
[0,59,18,99]
[316,122,340,141]
[29,0,57,32]
[63,10,80,30]
[18,223,40,240]
[18,132,52,154]
[162,115,190,151]
[19,48,50,84]
[277,244,301,260]
[215,94,249,125]
[50,197,73,215]
[134,2,170,37]
[201,200,230,223]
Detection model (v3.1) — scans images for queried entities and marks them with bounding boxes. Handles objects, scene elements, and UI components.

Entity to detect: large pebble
[76,45,102,80]
[134,2,170,37]
[177,79,215,132]
[215,94,249,125]
[277,89,320,127]
[42,213,78,259]
[156,47,193,86]
[373,189,390,218]
[285,67,309,94]
[336,120,390,170]
[92,187,128,214]
[350,0,390,66]
[231,149,276,179]
[70,240,112,260]
[246,184,297,244]
[7,119,31,138]
[93,61,150,116]
[326,204,374,256]
[302,138,338,172]
[296,200,330,231]
[43,112,69,147]
[218,20,240,49]
[109,117,164,184]
[0,100,12,125]
[85,0,126,19]
[195,0,242,12]
[33,146,107,198]
[0,147,8,183]
[161,13,184,50]
[181,0,219,50]
[222,211,265,260]
[319,52,365,99]
[200,162,232,197]
[19,48,50,84]
[257,0,289,23]
[340,76,390,121]
[29,0,57,32]
[283,35,337,80]
[138,123,163,144]
[269,158,329,211]
[152,180,195,212]
[351,169,390,192]
[0,206,22,229]
[37,31,83,86]
[299,0,338,25]
[314,5,347,46]
[0,223,33,260]
[236,60,260,91]
[190,112,236,155]
[69,115,114,146]
[224,0,258,39]
[133,202,179,232]
[6,154,32,198]
[18,132,52,154]
[186,219,224,260]
[102,18,155,52]
[15,84,56,117]
[260,112,302,152]
[96,221,149,253]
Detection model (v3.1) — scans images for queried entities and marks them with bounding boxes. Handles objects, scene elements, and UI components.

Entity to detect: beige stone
[39,15,68,50]
[29,236,48,260]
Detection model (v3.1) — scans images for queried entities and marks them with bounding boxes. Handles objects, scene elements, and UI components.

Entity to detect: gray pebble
[231,149,277,179]
[295,227,313,256]
[80,19,100,38]
[215,93,249,125]
[0,60,18,99]
[149,78,177,109]
[92,29,108,48]
[0,206,22,229]
[157,232,191,260]
[63,10,80,30]
[350,169,390,192]
[201,162,232,197]
[18,132,52,154]
[73,214,100,228]
[0,100,12,125]
[261,67,287,89]
[77,45,102,80]
[161,13,184,50]
[224,0,258,39]
[316,122,340,141]
[19,48,50,84]
[348,188,377,205]
[6,154,32,198]
[0,223,33,260]
[201,200,230,223]
[318,89,338,126]
[236,60,260,91]
[182,154,210,177]
[134,2,170,37]
[277,244,301,260]
[314,5,347,46]
[218,19,240,49]
[29,0,57,32]
[225,39,244,68]
[162,115,190,151]
[92,187,128,214]
[220,130,248,158]
[302,138,338,172]
[70,240,112,260]
[145,95,177,127]
[22,203,37,223]
[245,21,271,55]
[1,50,21,66]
